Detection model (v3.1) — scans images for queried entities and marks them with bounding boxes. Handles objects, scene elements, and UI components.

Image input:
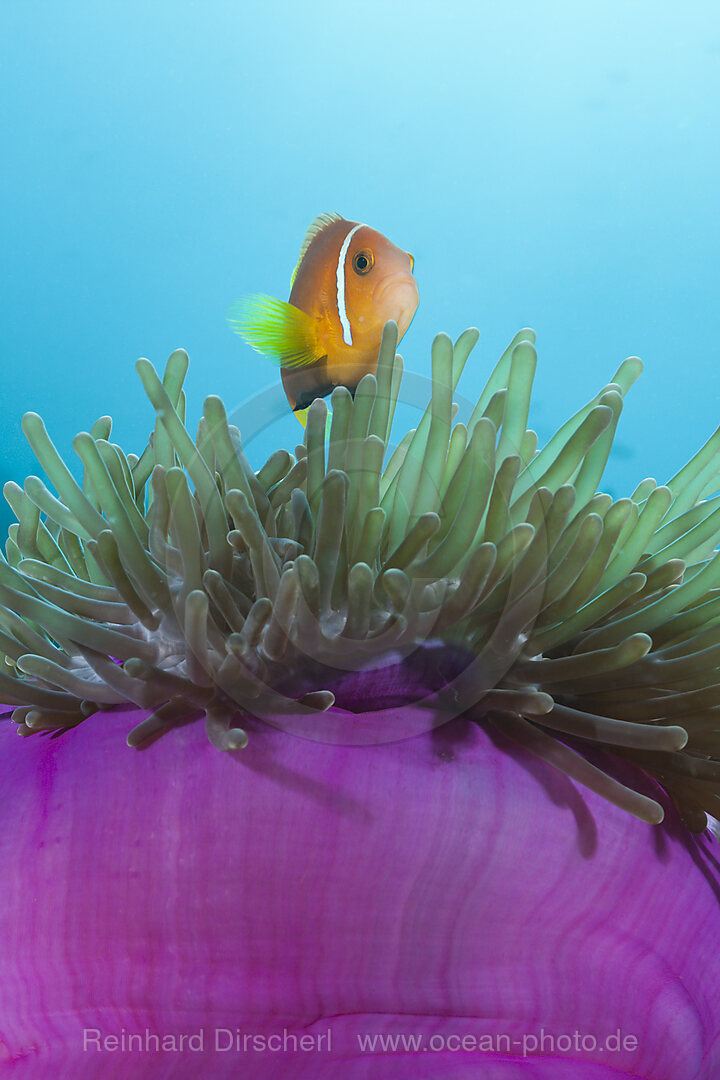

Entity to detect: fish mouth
[373,274,419,333]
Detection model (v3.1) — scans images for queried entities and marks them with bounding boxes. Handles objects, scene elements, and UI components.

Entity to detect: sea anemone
[3,323,720,1078]
[1,701,718,1078]
[2,323,720,830]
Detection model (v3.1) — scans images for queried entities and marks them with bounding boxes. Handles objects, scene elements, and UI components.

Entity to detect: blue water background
[2,2,719,538]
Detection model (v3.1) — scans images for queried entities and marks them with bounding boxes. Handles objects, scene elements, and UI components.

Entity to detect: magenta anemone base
[0,702,719,1079]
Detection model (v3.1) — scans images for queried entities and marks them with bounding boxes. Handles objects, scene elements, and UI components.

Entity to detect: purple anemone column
[0,687,719,1079]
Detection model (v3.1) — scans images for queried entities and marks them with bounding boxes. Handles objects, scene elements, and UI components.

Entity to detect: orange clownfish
[228,213,418,424]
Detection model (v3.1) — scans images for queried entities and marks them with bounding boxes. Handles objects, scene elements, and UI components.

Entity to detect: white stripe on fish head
[336,223,365,347]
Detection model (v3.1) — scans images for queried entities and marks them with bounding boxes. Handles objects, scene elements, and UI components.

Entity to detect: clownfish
[228,213,418,425]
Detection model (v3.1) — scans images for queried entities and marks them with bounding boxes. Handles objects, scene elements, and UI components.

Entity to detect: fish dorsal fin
[227,295,319,368]
[290,211,344,286]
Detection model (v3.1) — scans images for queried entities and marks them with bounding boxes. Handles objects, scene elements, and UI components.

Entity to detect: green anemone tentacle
[3,323,720,833]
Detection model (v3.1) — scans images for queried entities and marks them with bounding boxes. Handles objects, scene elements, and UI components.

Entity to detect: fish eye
[352,250,374,275]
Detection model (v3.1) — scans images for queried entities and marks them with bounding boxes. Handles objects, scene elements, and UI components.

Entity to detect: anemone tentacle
[3,322,720,832]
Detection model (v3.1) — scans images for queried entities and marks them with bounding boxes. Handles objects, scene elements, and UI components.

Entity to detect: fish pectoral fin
[293,404,334,436]
[227,294,319,368]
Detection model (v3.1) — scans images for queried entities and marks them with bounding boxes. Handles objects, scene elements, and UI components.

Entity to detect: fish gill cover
[1,321,720,833]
